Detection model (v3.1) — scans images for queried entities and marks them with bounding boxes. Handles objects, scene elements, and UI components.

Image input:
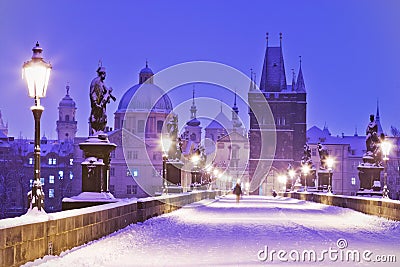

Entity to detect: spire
[291,69,296,92]
[232,90,239,114]
[259,33,287,92]
[249,68,255,91]
[296,56,306,93]
[354,126,358,137]
[232,90,242,128]
[376,99,383,134]
[190,85,197,119]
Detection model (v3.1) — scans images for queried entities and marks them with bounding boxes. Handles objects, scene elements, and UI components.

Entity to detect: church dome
[117,83,173,113]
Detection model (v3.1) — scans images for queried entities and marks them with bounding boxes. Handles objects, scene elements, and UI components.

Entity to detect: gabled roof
[205,111,233,130]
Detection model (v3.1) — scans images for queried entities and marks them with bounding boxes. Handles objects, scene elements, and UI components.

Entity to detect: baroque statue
[89,66,116,135]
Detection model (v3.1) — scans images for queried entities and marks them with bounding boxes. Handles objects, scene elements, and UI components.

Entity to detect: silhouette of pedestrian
[233,182,242,203]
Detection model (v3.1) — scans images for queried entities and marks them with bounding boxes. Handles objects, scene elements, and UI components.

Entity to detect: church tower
[56,84,77,141]
[183,87,202,145]
[249,33,307,187]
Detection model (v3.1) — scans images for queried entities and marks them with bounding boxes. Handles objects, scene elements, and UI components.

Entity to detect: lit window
[69,171,73,180]
[48,158,57,165]
[69,158,73,165]
[40,177,45,185]
[132,168,139,177]
[58,171,64,179]
[29,158,33,165]
[49,189,54,198]
[126,169,131,177]
[29,179,34,187]
[351,177,356,185]
[49,175,55,184]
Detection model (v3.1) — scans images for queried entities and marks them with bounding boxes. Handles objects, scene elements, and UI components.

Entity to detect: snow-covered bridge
[24,195,400,267]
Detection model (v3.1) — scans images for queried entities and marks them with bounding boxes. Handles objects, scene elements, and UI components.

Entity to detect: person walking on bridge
[233,182,242,203]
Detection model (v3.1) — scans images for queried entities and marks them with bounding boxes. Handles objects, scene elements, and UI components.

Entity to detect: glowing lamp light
[191,154,200,164]
[22,42,52,100]
[326,157,335,170]
[161,136,172,154]
[301,164,310,175]
[381,140,392,161]
[278,175,287,184]
[288,169,296,179]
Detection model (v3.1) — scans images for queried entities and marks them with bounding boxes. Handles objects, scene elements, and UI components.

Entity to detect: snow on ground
[22,195,400,267]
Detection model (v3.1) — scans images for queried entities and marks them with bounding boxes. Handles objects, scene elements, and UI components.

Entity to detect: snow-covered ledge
[279,192,400,221]
[0,190,222,267]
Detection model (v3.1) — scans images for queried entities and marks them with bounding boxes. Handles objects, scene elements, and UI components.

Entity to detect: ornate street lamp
[326,157,334,194]
[288,169,296,191]
[381,139,392,199]
[161,136,171,194]
[278,175,287,192]
[22,42,52,211]
[302,164,310,192]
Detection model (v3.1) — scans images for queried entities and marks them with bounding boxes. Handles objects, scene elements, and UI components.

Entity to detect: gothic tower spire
[190,85,197,119]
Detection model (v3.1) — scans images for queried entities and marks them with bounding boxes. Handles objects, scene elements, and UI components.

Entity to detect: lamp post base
[382,185,390,199]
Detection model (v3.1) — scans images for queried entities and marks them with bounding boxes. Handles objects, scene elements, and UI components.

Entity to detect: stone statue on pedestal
[317,143,329,169]
[89,66,116,135]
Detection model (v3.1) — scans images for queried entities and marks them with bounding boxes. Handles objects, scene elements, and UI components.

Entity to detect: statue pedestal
[166,161,184,185]
[63,133,118,210]
[317,169,330,191]
[357,156,384,196]
[300,168,317,188]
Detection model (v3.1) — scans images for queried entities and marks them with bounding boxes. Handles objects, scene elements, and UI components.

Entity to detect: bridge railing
[279,192,400,221]
[0,190,223,267]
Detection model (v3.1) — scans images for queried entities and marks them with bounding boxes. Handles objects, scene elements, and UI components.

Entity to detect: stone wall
[0,190,221,267]
[280,192,400,221]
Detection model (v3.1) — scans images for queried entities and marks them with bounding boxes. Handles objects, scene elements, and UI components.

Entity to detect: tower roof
[376,100,383,134]
[206,111,233,130]
[295,57,306,93]
[59,84,76,108]
[259,33,287,92]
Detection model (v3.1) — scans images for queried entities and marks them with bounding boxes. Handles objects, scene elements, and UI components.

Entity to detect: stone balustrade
[0,190,221,267]
[280,192,400,221]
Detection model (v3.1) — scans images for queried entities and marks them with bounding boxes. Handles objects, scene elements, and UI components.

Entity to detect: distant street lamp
[22,42,52,211]
[278,175,287,192]
[381,139,392,199]
[288,169,296,191]
[326,157,334,194]
[302,164,310,192]
[191,154,200,187]
[161,136,171,194]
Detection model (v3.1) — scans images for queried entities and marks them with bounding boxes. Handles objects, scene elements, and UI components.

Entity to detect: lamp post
[302,164,310,192]
[278,175,287,192]
[288,169,296,191]
[381,139,392,199]
[161,137,171,194]
[326,157,334,194]
[22,42,52,211]
[191,154,200,188]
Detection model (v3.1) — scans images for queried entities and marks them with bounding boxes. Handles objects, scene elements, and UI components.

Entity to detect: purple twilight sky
[0,0,399,139]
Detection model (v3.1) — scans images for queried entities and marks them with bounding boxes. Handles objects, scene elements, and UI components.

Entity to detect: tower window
[137,120,145,133]
[65,115,70,121]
